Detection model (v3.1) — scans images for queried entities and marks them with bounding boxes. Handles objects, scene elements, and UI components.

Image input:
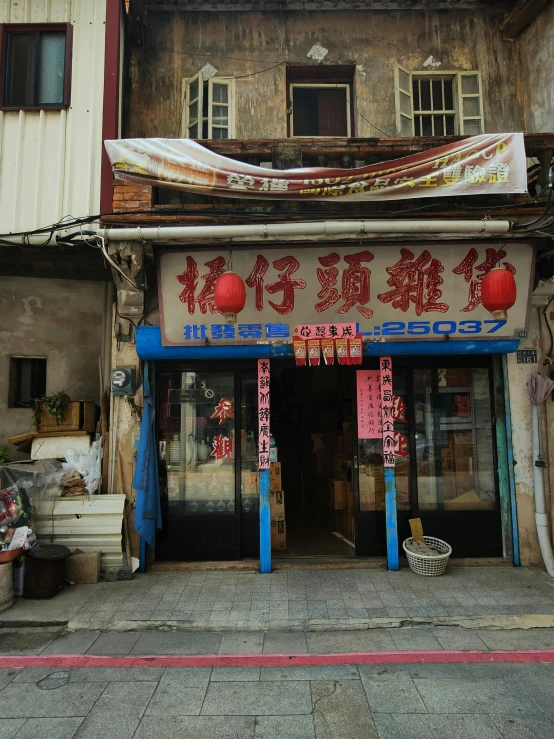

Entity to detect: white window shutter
[457,72,484,135]
[394,64,414,137]
[185,72,203,139]
[208,77,235,139]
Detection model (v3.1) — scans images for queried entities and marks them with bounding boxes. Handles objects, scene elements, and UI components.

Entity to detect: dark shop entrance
[154,356,503,563]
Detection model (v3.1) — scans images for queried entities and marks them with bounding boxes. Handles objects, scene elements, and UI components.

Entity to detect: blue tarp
[132,363,162,551]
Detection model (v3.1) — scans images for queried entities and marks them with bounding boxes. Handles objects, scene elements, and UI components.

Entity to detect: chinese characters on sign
[211,434,234,462]
[380,357,395,468]
[159,245,533,347]
[258,359,270,470]
[107,134,527,202]
[357,370,382,440]
[210,398,234,426]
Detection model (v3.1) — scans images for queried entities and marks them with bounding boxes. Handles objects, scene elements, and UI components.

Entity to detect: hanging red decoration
[481,267,517,320]
[213,271,247,324]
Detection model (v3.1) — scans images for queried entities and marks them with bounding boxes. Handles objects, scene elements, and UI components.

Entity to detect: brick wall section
[112,179,153,212]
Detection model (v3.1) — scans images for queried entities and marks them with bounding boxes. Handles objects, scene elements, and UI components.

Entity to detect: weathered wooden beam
[195,133,554,161]
[499,0,551,39]
[142,0,512,11]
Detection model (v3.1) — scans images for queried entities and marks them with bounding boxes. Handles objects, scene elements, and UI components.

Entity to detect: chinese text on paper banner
[258,359,270,470]
[380,357,395,468]
[356,370,382,440]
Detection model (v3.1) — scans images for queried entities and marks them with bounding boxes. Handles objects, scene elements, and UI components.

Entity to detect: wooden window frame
[8,356,47,409]
[182,75,236,140]
[394,66,484,137]
[0,23,73,111]
[289,82,353,138]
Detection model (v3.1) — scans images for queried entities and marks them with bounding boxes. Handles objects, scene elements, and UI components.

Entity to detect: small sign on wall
[516,349,537,364]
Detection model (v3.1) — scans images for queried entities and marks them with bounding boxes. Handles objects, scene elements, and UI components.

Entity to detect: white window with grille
[395,66,483,137]
[182,73,235,139]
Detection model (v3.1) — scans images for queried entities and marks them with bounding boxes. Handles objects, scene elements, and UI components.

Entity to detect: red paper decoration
[336,338,349,365]
[322,338,335,365]
[349,336,363,365]
[481,267,516,320]
[213,271,247,323]
[308,339,321,366]
[293,337,307,366]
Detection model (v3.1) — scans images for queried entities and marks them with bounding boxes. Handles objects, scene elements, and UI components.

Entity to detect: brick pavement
[65,566,554,629]
[2,625,554,739]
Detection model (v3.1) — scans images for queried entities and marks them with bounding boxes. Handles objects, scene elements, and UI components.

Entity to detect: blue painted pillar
[385,466,399,570]
[259,469,271,573]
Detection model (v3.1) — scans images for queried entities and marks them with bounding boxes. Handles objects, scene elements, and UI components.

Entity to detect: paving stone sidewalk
[1,648,554,738]
[66,565,554,628]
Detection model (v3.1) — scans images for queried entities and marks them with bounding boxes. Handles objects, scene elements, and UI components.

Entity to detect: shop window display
[159,371,236,514]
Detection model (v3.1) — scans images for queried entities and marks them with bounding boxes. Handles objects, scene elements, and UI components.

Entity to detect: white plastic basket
[403,536,452,577]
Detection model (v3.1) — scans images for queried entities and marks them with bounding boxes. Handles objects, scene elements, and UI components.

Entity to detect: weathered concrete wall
[506,295,554,567]
[518,1,554,133]
[0,277,105,449]
[126,9,524,139]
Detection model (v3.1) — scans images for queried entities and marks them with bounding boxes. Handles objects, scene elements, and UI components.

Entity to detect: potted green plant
[33,391,70,431]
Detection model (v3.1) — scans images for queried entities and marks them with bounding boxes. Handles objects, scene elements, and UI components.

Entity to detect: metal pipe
[531,403,554,577]
[96,219,511,242]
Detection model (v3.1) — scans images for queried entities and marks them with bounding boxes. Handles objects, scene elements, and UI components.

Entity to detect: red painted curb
[1,650,554,669]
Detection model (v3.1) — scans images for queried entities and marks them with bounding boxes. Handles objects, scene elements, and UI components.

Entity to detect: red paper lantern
[214,271,247,323]
[481,267,517,320]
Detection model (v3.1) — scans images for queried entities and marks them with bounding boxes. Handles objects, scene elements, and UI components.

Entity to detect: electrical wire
[512,180,553,230]
[544,294,554,358]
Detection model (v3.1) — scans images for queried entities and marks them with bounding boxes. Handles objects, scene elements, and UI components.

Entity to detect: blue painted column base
[259,469,271,573]
[385,467,399,570]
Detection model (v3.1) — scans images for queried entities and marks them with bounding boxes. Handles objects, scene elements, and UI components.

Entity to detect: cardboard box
[271,520,286,551]
[38,400,97,433]
[454,456,473,473]
[270,462,282,492]
[443,490,489,510]
[442,368,472,387]
[270,490,285,521]
[334,455,352,477]
[359,489,376,510]
[65,550,101,584]
[331,480,345,509]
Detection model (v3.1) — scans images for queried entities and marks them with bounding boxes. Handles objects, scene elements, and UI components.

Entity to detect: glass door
[409,365,502,556]
[156,368,240,560]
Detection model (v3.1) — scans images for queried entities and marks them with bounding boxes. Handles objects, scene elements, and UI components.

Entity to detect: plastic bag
[62,441,101,495]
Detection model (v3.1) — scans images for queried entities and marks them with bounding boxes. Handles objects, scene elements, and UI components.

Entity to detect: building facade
[0,0,122,450]
[5,0,554,573]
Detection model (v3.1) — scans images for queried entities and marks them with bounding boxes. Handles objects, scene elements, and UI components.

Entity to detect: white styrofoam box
[31,435,91,460]
[34,494,125,568]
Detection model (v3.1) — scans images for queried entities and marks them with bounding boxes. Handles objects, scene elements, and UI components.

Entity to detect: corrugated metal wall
[0,0,107,233]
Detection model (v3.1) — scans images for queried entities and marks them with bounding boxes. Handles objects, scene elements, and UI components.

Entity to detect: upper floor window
[183,73,235,139]
[288,65,354,137]
[395,66,483,137]
[0,24,72,110]
[8,356,46,408]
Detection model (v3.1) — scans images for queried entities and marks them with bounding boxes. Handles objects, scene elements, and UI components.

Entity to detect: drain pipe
[95,219,511,242]
[0,219,511,245]
[531,402,554,577]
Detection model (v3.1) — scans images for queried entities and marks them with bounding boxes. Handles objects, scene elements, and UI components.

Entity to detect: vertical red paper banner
[356,370,382,439]
[322,338,335,365]
[380,357,395,468]
[293,337,307,367]
[258,359,270,470]
[307,338,321,366]
[349,336,363,365]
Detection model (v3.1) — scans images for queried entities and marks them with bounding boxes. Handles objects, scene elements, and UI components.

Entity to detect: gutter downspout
[531,402,554,577]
